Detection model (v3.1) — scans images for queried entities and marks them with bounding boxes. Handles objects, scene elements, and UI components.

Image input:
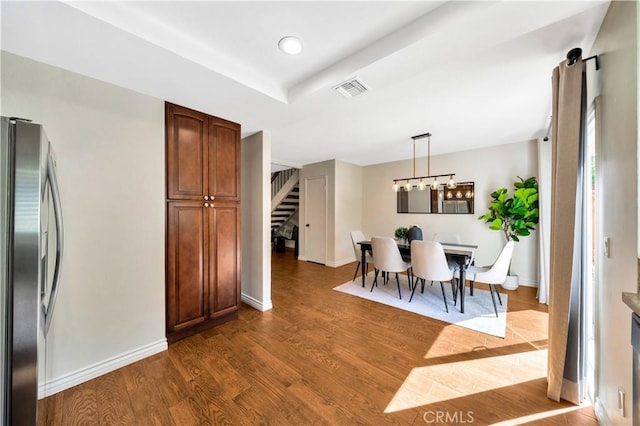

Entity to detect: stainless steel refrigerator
[1,117,63,424]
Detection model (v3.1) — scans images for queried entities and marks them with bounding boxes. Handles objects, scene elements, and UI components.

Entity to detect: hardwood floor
[38,248,597,425]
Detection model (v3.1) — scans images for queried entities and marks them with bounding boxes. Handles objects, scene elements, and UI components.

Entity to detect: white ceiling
[1,1,609,167]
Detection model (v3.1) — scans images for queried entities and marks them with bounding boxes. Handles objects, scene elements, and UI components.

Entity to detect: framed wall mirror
[397,182,474,214]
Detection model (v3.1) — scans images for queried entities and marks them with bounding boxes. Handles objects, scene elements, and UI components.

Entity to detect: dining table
[357,240,478,313]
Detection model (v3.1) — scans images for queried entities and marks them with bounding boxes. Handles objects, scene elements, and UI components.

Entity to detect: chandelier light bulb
[417,179,426,191]
[404,180,412,191]
[392,181,399,192]
[430,177,439,190]
[447,175,457,189]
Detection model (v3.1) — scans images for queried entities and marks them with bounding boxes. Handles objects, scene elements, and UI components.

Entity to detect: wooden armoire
[165,102,241,342]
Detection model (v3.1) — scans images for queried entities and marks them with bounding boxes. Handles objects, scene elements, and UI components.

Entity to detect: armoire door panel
[208,118,240,201]
[167,202,208,332]
[209,204,240,317]
[166,103,208,200]
[166,102,241,341]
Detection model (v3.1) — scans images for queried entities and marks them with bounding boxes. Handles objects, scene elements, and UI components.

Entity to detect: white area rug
[333,272,508,338]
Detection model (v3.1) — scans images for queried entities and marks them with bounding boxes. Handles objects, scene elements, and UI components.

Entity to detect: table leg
[361,248,367,288]
[459,260,466,314]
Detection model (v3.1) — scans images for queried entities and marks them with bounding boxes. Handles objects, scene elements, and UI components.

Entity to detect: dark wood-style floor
[38,248,598,425]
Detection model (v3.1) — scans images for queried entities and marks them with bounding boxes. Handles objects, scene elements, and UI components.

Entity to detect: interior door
[304,177,327,264]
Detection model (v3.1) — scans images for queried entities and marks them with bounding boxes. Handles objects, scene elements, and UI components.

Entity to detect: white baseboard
[296,255,354,268]
[594,396,611,425]
[519,279,539,288]
[241,293,273,311]
[38,339,167,398]
[326,256,355,268]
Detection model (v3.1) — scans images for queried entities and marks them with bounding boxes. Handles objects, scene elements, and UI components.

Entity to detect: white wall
[362,140,539,285]
[241,131,272,311]
[1,52,166,393]
[334,160,363,267]
[589,1,637,424]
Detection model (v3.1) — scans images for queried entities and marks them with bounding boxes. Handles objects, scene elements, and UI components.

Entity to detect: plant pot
[407,225,423,243]
[501,274,519,290]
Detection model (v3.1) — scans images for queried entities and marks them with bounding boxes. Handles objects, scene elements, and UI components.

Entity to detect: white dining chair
[370,237,411,300]
[465,241,515,317]
[434,232,478,295]
[350,230,374,282]
[432,232,464,285]
[410,241,454,311]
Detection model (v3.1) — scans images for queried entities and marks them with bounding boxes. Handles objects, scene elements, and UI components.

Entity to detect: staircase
[271,169,299,235]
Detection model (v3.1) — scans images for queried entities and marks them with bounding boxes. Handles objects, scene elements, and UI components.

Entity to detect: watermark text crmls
[423,410,475,424]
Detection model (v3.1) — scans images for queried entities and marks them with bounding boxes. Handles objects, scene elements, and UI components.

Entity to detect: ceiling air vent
[333,77,369,98]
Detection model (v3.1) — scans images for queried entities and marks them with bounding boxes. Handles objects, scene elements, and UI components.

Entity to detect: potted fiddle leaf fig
[478,176,539,289]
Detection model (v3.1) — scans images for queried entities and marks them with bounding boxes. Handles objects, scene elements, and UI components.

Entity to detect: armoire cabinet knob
[204,203,209,207]
[204,195,209,200]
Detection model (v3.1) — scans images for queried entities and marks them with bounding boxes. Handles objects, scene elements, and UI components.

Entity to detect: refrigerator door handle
[43,151,63,335]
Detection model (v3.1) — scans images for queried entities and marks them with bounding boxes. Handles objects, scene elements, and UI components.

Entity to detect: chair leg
[395,273,402,299]
[488,284,498,317]
[409,276,418,302]
[496,287,502,305]
[470,280,474,296]
[371,270,380,292]
[352,261,361,282]
[439,282,449,313]
[421,278,425,293]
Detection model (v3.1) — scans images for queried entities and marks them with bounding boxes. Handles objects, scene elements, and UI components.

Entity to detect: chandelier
[392,132,456,192]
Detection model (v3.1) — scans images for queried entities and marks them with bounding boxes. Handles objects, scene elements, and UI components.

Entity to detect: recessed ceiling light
[278,36,302,55]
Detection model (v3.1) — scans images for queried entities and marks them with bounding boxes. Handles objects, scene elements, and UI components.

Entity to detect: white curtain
[537,137,552,304]
[547,56,588,404]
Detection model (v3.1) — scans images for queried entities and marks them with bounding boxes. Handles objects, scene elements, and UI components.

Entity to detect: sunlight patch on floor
[385,349,548,413]
[424,310,549,361]
[506,309,549,342]
[491,402,593,425]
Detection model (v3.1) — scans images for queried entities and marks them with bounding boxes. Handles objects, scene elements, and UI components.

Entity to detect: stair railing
[271,168,296,199]
[271,169,299,213]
